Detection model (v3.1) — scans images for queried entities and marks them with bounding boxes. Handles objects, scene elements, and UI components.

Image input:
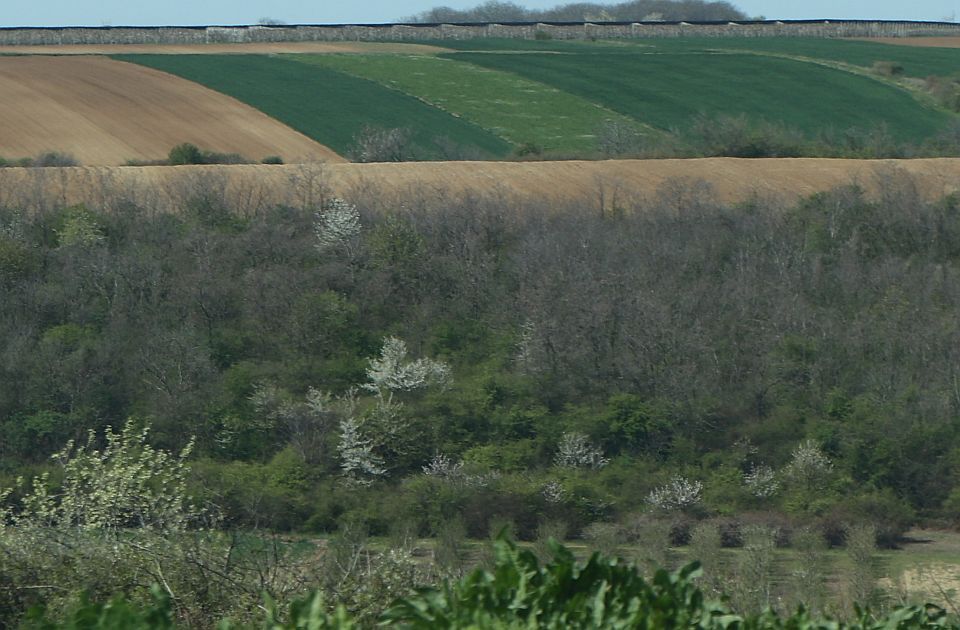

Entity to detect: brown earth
[0,56,343,166]
[0,41,446,55]
[1,158,958,214]
[848,36,960,48]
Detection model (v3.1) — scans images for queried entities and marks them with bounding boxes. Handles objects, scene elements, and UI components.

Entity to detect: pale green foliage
[4,419,197,532]
[57,205,105,248]
[364,336,451,393]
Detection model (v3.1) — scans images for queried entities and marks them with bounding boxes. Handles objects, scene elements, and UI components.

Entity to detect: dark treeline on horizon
[404,0,747,23]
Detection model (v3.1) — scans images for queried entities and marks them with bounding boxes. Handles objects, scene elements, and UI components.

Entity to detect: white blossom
[783,439,833,489]
[314,197,361,252]
[541,480,568,504]
[646,475,703,511]
[337,417,385,486]
[744,465,780,499]
[422,453,463,478]
[554,431,609,469]
[364,336,451,393]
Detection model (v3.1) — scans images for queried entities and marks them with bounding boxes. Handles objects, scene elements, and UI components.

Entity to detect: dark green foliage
[167,143,204,165]
[167,143,250,165]
[22,586,175,630]
[384,537,952,628]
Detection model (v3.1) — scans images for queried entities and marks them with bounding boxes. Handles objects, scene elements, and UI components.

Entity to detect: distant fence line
[1,20,960,45]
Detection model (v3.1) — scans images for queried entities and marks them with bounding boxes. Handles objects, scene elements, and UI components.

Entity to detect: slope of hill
[0,56,341,166]
[116,54,514,159]
[3,158,960,214]
[113,37,959,158]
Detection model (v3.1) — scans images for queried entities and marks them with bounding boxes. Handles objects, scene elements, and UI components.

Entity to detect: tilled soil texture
[0,42,446,55]
[0,56,343,165]
[0,158,958,215]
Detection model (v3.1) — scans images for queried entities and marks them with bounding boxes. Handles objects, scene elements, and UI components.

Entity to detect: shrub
[168,142,204,165]
[32,151,78,167]
[261,155,284,164]
[872,60,904,77]
[349,125,414,163]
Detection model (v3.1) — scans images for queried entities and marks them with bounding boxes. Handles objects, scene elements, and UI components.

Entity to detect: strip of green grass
[113,54,513,159]
[288,53,648,154]
[446,50,952,140]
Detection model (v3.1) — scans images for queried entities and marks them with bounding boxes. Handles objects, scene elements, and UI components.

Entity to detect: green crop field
[446,49,951,140]
[644,37,960,79]
[117,37,960,158]
[288,53,648,154]
[437,37,960,79]
[113,54,513,159]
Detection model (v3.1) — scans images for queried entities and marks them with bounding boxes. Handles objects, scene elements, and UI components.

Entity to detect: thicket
[2,171,960,621]
[595,114,960,159]
[18,538,955,628]
[0,152,79,168]
[406,0,747,23]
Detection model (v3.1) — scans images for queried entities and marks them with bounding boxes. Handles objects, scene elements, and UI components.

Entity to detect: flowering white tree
[554,432,609,469]
[646,476,703,512]
[364,336,451,394]
[783,439,833,490]
[541,480,568,504]
[337,416,385,486]
[422,453,464,478]
[744,464,780,499]
[314,197,361,252]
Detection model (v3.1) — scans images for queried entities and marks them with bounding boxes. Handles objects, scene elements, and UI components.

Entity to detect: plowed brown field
[0,56,342,165]
[1,158,958,213]
[0,42,445,55]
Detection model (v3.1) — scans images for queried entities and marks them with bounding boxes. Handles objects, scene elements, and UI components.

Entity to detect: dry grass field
[0,56,342,165]
[2,158,959,213]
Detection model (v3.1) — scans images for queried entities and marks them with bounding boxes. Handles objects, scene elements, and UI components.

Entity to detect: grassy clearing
[288,53,648,154]
[447,50,951,140]
[114,54,512,159]
[289,53,649,154]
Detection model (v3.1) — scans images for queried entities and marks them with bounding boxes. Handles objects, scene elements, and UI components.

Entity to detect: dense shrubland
[406,0,747,23]
[2,171,960,623]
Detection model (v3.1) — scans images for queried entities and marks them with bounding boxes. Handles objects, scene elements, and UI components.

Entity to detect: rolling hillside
[115,36,959,158]
[0,56,340,165]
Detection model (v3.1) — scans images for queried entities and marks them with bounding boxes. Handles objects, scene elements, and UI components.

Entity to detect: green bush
[167,143,204,165]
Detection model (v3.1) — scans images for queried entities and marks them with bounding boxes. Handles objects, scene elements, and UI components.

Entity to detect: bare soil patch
[0,56,343,165]
[848,36,960,48]
[2,158,959,214]
[0,42,446,55]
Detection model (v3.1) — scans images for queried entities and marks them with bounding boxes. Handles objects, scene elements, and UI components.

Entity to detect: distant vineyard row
[2,19,960,45]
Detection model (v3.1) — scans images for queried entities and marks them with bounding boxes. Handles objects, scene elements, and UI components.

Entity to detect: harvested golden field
[0,56,342,165]
[0,41,446,55]
[1,158,959,213]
